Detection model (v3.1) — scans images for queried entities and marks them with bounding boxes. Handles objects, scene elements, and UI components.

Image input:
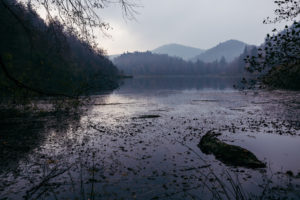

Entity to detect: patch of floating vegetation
[94,102,135,106]
[192,99,219,102]
[229,108,245,112]
[251,101,271,104]
[198,130,266,169]
[136,115,161,119]
[150,108,172,112]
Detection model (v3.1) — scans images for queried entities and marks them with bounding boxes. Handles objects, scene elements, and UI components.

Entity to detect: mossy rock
[198,131,266,169]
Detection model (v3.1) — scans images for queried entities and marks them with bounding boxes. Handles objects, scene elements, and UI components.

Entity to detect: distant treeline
[0,0,120,100]
[119,76,241,92]
[114,46,258,77]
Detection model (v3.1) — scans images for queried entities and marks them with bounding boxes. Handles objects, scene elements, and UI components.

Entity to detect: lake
[1,76,300,199]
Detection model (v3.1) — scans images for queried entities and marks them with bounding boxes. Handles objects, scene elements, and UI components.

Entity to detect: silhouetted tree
[244,0,300,89]
[0,0,137,101]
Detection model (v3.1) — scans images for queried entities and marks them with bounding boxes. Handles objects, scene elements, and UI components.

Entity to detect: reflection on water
[0,77,300,200]
[117,76,239,92]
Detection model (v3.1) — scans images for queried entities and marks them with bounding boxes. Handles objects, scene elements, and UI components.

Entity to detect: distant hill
[114,51,250,76]
[110,40,247,63]
[152,43,205,60]
[191,40,247,63]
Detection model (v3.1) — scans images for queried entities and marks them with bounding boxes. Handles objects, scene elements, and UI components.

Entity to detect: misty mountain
[114,50,251,76]
[152,43,205,60]
[191,40,247,63]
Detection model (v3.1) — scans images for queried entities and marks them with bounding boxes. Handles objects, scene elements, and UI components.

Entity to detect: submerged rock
[198,131,266,169]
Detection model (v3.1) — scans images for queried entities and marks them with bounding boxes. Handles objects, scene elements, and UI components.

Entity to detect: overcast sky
[98,0,289,55]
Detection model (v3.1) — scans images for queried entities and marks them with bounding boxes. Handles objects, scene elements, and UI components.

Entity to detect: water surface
[1,76,300,199]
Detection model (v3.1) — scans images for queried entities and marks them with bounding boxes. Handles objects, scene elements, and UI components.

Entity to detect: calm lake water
[1,76,300,199]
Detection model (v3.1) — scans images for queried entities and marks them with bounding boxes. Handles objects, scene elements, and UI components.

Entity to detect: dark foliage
[262,64,300,90]
[244,1,300,90]
[244,23,300,90]
[264,0,300,23]
[191,39,247,63]
[0,0,120,102]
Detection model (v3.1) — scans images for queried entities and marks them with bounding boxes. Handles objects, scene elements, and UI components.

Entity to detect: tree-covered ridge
[114,47,257,77]
[0,0,120,101]
[152,43,205,60]
[190,40,247,63]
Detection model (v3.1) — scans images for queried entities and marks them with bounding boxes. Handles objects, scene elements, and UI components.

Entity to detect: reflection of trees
[1,91,299,199]
[119,77,239,92]
[0,108,81,172]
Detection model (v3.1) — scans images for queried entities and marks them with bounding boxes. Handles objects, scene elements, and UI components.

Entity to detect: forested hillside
[152,44,204,60]
[0,0,120,101]
[114,46,257,77]
[191,40,247,63]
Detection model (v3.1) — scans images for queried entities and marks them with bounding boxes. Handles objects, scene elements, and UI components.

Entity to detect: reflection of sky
[1,79,300,199]
[93,81,300,173]
[233,133,300,172]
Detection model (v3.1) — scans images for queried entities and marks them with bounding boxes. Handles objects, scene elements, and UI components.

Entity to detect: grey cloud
[99,0,289,54]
